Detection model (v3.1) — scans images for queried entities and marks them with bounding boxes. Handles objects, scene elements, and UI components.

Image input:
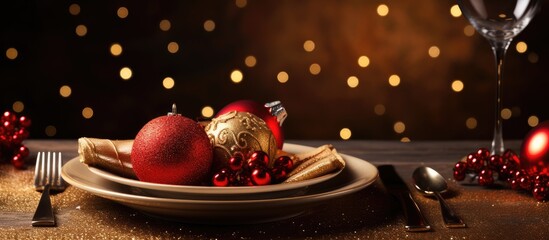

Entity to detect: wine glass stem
[489,39,511,155]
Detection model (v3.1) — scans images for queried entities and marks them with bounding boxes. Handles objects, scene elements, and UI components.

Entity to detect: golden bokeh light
[204,20,216,32]
[120,67,133,80]
[163,77,175,89]
[464,25,475,36]
[110,43,123,56]
[235,0,247,8]
[12,101,24,113]
[450,4,462,17]
[45,125,57,137]
[59,85,72,98]
[451,80,464,92]
[347,76,359,88]
[501,108,512,120]
[167,42,179,53]
[303,40,315,52]
[230,69,243,83]
[201,106,214,118]
[377,4,389,16]
[82,107,94,119]
[388,74,400,87]
[428,46,440,58]
[69,3,80,16]
[528,52,539,63]
[309,63,321,75]
[374,104,386,116]
[277,71,289,83]
[400,137,411,143]
[75,24,87,37]
[6,48,18,60]
[358,55,370,68]
[394,121,405,134]
[528,115,539,127]
[159,19,171,31]
[466,117,477,129]
[340,128,352,140]
[245,55,257,67]
[117,7,129,19]
[516,41,527,53]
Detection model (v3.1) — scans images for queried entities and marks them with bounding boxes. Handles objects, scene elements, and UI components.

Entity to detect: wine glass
[456,0,542,154]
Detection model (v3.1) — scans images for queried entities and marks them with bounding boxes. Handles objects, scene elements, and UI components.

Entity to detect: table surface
[1,139,547,239]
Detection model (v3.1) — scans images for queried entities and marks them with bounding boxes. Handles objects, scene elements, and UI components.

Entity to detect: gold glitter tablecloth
[1,140,548,239]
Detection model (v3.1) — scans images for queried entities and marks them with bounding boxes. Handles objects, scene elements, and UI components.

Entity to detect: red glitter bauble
[520,121,549,175]
[131,109,213,185]
[216,100,286,149]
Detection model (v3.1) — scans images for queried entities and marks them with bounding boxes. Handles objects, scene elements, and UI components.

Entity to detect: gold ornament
[205,111,277,171]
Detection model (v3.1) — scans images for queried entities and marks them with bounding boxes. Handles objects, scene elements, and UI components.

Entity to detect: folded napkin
[78,137,345,184]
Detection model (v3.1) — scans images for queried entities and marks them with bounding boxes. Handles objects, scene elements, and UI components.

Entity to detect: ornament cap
[264,101,287,126]
[167,103,181,116]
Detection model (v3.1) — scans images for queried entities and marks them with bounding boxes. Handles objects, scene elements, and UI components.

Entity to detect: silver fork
[32,152,66,227]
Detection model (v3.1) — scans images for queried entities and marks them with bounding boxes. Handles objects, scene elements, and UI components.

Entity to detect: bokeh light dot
[167,42,179,53]
[309,63,321,75]
[450,5,462,17]
[12,101,24,113]
[235,0,247,8]
[6,48,18,60]
[163,77,175,89]
[231,69,243,83]
[501,108,512,120]
[451,80,464,92]
[117,7,129,19]
[204,20,216,32]
[516,41,527,53]
[377,4,389,16]
[394,121,405,134]
[120,67,132,80]
[277,71,289,83]
[358,56,370,67]
[110,43,123,56]
[59,85,72,97]
[201,106,214,118]
[428,46,440,58]
[340,128,352,140]
[388,74,400,87]
[528,115,539,127]
[374,104,386,116]
[464,25,475,36]
[400,137,411,143]
[304,40,316,52]
[75,25,87,37]
[45,125,57,137]
[159,19,171,31]
[69,3,81,16]
[347,76,359,88]
[82,107,94,119]
[466,117,477,129]
[245,55,257,67]
[528,52,539,63]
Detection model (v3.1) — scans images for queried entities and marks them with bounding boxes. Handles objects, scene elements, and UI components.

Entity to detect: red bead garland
[0,111,31,169]
[211,151,294,187]
[453,147,549,201]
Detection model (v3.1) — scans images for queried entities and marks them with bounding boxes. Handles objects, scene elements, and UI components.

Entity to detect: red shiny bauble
[251,168,271,185]
[216,100,286,149]
[131,110,213,185]
[520,121,549,175]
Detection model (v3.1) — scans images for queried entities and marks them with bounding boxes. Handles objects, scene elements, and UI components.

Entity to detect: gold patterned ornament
[205,111,277,171]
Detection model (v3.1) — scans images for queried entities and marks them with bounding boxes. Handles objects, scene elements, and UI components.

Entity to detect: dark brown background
[1,0,548,141]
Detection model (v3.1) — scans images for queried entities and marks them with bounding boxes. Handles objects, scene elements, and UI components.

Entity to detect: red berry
[453,170,466,181]
[249,151,269,166]
[499,161,519,181]
[478,168,494,186]
[18,116,31,128]
[467,156,484,172]
[212,169,230,187]
[251,168,271,185]
[11,154,25,169]
[274,156,293,171]
[3,121,14,133]
[519,176,533,190]
[17,128,29,139]
[229,155,244,171]
[509,178,521,190]
[476,148,490,160]
[503,149,520,165]
[17,145,29,158]
[532,186,547,201]
[272,166,288,181]
[488,155,503,170]
[1,111,17,123]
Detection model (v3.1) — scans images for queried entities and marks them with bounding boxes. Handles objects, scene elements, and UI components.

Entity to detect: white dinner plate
[61,144,378,224]
[86,144,342,199]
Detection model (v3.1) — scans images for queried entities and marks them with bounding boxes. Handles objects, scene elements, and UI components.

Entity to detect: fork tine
[34,152,42,189]
[47,152,52,187]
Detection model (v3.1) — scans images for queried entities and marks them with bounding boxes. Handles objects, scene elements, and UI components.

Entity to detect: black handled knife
[378,165,431,232]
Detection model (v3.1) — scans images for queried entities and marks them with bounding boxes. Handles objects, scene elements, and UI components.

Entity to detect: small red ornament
[216,100,287,149]
[520,121,549,175]
[131,104,213,185]
[1,111,31,169]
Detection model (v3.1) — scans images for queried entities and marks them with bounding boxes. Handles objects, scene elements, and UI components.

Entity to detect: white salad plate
[61,143,378,224]
[87,144,342,199]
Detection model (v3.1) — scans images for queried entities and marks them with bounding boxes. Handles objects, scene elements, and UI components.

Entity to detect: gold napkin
[284,145,345,183]
[78,137,137,179]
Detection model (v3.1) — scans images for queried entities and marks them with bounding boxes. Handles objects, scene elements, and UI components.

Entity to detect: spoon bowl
[412,166,466,228]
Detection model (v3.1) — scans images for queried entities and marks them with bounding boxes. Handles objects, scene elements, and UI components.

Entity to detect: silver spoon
[412,166,466,228]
